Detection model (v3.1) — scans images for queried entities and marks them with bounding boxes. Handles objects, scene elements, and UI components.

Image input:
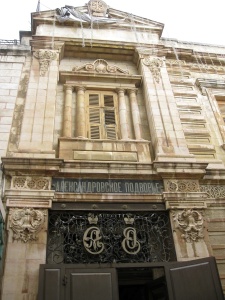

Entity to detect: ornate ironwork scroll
[47,211,176,264]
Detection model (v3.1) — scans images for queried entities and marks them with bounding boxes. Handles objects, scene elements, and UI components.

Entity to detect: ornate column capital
[64,84,74,92]
[9,207,47,243]
[75,85,86,93]
[127,88,138,95]
[33,49,57,76]
[142,56,164,83]
[116,88,126,94]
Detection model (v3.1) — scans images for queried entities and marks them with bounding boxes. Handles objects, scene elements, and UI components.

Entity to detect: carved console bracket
[142,56,164,83]
[72,59,129,74]
[34,50,57,76]
[9,208,47,243]
[172,208,204,243]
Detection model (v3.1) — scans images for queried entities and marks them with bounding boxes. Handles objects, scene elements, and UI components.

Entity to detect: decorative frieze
[73,59,129,74]
[12,176,51,190]
[9,208,47,243]
[200,184,225,199]
[173,208,204,243]
[142,56,164,83]
[34,50,57,76]
[165,179,199,192]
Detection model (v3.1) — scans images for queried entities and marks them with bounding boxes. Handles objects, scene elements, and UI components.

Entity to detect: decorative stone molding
[9,208,47,243]
[166,59,225,74]
[142,56,164,83]
[173,209,204,243]
[12,176,51,190]
[34,50,57,76]
[165,180,200,192]
[72,59,129,74]
[200,184,225,199]
[88,0,108,17]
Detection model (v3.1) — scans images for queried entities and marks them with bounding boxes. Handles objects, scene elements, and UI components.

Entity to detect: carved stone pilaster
[34,50,57,76]
[9,208,47,243]
[172,208,204,243]
[142,56,164,83]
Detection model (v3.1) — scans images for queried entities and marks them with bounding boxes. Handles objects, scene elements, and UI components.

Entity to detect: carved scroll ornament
[34,50,57,76]
[72,59,129,74]
[173,209,204,243]
[142,56,164,83]
[9,208,46,243]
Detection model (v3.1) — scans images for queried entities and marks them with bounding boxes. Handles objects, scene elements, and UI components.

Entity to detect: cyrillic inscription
[52,178,164,194]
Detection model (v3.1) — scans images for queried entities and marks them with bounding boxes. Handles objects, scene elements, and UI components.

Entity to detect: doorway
[118,267,168,300]
[38,257,224,300]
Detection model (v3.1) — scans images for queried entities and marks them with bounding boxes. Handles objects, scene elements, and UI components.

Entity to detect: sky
[0,0,225,46]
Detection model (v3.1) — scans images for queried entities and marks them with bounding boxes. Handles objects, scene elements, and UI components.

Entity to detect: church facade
[0,1,225,299]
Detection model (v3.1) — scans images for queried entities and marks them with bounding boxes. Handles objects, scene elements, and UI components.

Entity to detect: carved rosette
[34,50,57,76]
[72,59,129,74]
[165,180,200,192]
[173,209,204,243]
[88,0,108,17]
[12,176,51,190]
[9,208,47,243]
[142,56,164,83]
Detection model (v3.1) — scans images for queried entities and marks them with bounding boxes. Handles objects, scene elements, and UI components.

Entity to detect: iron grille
[47,211,176,264]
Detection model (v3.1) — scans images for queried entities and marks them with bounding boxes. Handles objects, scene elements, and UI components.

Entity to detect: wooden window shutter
[88,94,101,139]
[104,94,117,140]
[87,92,118,140]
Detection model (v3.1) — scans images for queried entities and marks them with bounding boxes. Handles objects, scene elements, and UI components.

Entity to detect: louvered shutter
[87,92,118,140]
[89,94,101,139]
[104,94,117,140]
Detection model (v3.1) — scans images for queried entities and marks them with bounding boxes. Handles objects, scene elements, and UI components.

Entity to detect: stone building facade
[0,1,225,299]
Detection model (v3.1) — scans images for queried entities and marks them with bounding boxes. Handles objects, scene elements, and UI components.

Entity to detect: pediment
[32,0,164,36]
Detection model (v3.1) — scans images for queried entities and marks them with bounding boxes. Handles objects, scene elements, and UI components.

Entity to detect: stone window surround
[62,83,142,140]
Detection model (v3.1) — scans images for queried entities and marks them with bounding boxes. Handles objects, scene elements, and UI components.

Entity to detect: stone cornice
[196,78,225,95]
[153,161,208,179]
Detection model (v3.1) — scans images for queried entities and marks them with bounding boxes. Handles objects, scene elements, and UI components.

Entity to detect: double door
[38,257,223,300]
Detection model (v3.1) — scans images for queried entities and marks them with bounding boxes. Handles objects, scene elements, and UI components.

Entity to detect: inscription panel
[52,178,164,194]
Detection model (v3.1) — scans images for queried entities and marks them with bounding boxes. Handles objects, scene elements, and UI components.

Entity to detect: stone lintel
[163,192,208,209]
[4,190,54,208]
